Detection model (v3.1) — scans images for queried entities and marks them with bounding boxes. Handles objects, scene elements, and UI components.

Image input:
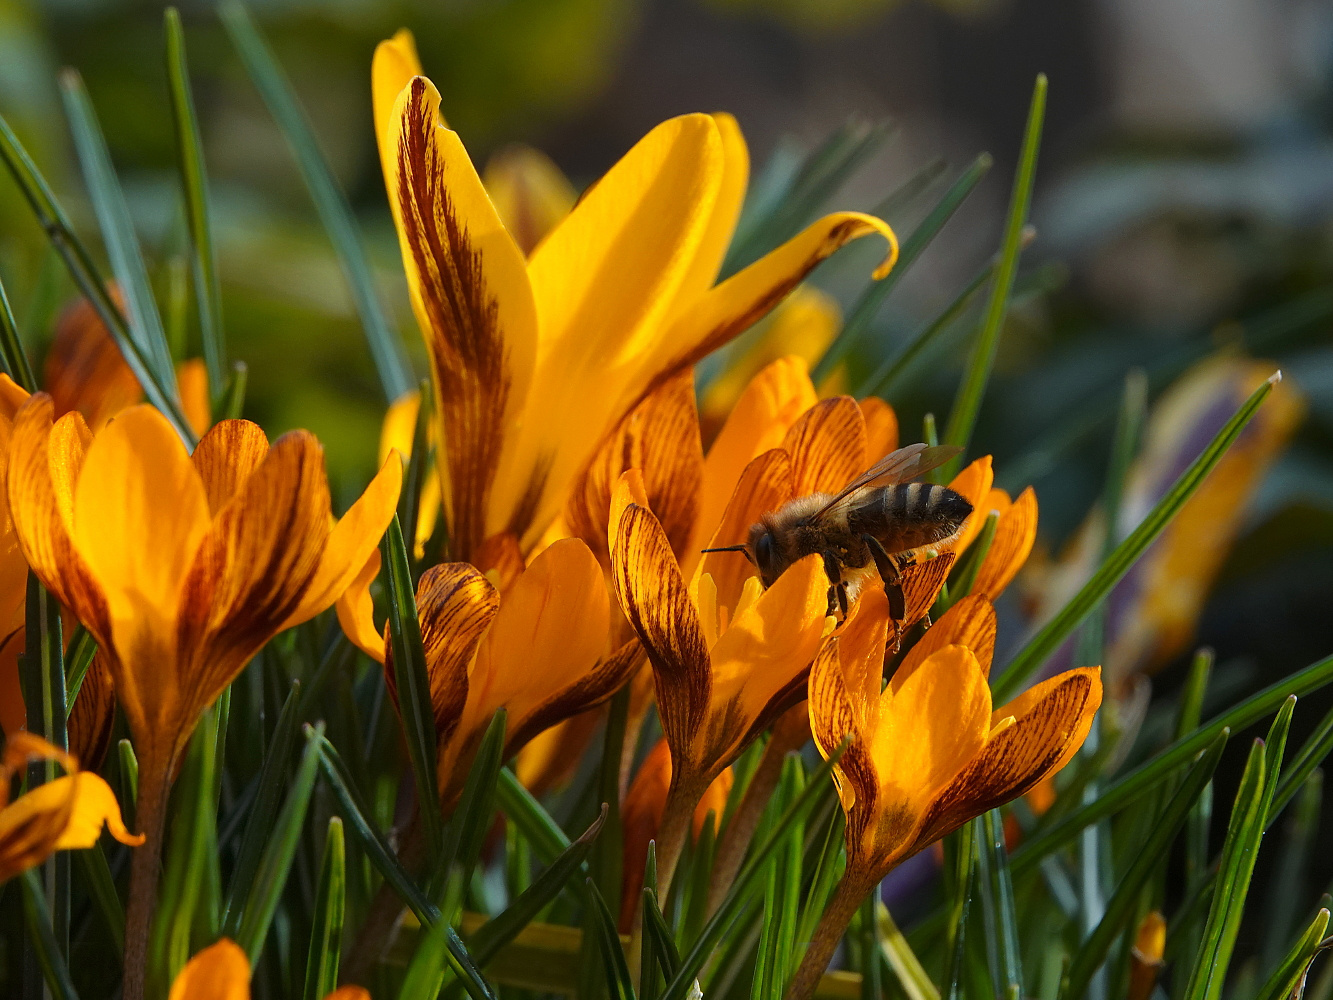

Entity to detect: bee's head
[747,521,781,588]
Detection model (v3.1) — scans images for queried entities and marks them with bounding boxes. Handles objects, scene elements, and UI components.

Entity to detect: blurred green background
[1,0,1332,887]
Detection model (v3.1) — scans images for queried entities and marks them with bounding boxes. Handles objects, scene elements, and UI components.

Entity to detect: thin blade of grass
[75,846,124,953]
[978,809,1022,999]
[56,70,193,442]
[1255,910,1332,1000]
[20,870,78,1000]
[381,514,445,862]
[233,721,324,963]
[992,371,1282,701]
[399,913,456,1000]
[1063,731,1226,997]
[303,817,346,1000]
[940,75,1045,475]
[218,0,412,403]
[439,709,507,906]
[878,904,940,1000]
[815,152,992,382]
[586,878,637,1000]
[63,627,96,713]
[164,7,225,398]
[0,271,35,390]
[1182,738,1269,1000]
[1262,772,1323,974]
[496,766,572,863]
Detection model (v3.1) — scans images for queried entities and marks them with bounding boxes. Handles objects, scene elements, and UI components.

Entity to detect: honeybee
[703,443,973,623]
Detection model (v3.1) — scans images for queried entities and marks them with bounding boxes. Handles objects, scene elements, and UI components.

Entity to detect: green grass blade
[794,807,845,959]
[1255,909,1332,1000]
[496,766,572,863]
[644,887,684,993]
[440,708,507,905]
[878,904,940,1000]
[20,870,79,1000]
[222,679,303,934]
[75,845,124,953]
[658,741,847,1000]
[941,74,1046,476]
[303,817,346,1000]
[1177,648,1215,739]
[399,912,454,1000]
[233,721,324,963]
[56,71,193,441]
[1064,731,1225,997]
[218,0,413,403]
[815,152,992,382]
[1182,739,1269,1000]
[63,626,97,713]
[164,7,225,398]
[992,371,1282,701]
[978,810,1022,999]
[1262,772,1323,974]
[470,806,605,967]
[1268,700,1333,827]
[381,514,445,862]
[753,756,803,1000]
[0,271,35,390]
[585,877,637,1000]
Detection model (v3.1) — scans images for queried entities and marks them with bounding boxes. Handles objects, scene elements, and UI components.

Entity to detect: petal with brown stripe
[697,449,793,614]
[947,456,995,556]
[895,594,996,686]
[973,486,1037,599]
[191,419,269,515]
[781,396,867,497]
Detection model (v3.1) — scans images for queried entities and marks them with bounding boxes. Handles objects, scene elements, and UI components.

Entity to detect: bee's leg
[821,551,845,618]
[862,534,906,648]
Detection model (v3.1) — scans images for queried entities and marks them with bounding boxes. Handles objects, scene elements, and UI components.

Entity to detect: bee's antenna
[700,544,748,554]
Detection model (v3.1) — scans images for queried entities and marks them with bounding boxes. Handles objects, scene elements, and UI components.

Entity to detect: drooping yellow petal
[973,486,1037,598]
[282,454,402,628]
[781,395,867,497]
[373,28,424,192]
[335,549,387,664]
[53,772,142,849]
[947,456,995,555]
[483,145,577,256]
[176,358,212,437]
[390,75,538,560]
[609,493,711,770]
[693,357,816,557]
[167,938,250,1000]
[652,211,898,381]
[0,772,141,883]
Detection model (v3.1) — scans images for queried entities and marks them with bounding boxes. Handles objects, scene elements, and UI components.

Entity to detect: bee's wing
[810,444,962,518]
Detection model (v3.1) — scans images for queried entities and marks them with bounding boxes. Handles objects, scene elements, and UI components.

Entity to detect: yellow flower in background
[5,396,401,981]
[167,938,368,1000]
[482,145,578,256]
[789,588,1101,1000]
[0,732,142,884]
[372,33,897,563]
[338,537,640,808]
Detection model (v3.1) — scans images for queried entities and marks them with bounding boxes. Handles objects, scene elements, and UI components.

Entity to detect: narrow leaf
[585,878,637,1000]
[304,817,346,1000]
[20,870,79,1000]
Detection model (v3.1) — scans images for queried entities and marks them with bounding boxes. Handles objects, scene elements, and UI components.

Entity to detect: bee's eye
[755,532,774,571]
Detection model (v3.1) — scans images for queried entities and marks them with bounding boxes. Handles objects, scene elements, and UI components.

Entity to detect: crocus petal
[674,112,749,303]
[503,114,726,549]
[405,563,501,752]
[167,939,250,1000]
[697,449,794,615]
[566,371,702,566]
[468,538,611,739]
[335,549,387,663]
[0,773,141,883]
[653,212,898,380]
[67,653,116,770]
[973,487,1037,598]
[390,75,538,560]
[610,498,711,770]
[859,397,899,463]
[947,456,994,555]
[509,637,642,758]
[373,28,424,189]
[283,454,403,628]
[191,419,270,515]
[894,595,996,687]
[53,772,143,848]
[899,553,956,627]
[872,645,991,860]
[692,357,815,558]
[43,291,141,429]
[379,389,421,465]
[482,145,577,256]
[6,399,109,646]
[920,667,1101,846]
[781,395,867,496]
[709,552,828,756]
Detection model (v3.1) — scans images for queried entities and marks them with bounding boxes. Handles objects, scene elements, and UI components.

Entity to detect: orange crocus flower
[168,938,367,1000]
[337,538,640,809]
[787,588,1101,999]
[372,32,897,563]
[5,396,401,999]
[0,731,142,884]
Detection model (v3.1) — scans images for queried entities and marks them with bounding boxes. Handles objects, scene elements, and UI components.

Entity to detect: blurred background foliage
[1,0,1332,929]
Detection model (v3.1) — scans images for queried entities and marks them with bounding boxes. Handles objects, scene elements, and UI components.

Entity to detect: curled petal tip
[870,221,900,280]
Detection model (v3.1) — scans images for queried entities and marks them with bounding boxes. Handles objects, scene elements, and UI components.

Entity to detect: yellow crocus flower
[788,589,1101,999]
[168,938,367,1000]
[5,395,401,998]
[0,732,142,885]
[372,31,897,563]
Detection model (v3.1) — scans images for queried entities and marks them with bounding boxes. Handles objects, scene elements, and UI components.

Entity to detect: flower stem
[123,754,172,1000]
[654,779,701,900]
[784,871,872,1000]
